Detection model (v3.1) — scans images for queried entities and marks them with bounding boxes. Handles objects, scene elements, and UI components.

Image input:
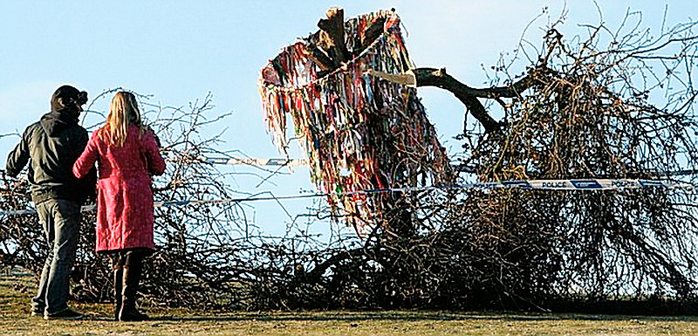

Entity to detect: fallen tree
[256,7,698,312]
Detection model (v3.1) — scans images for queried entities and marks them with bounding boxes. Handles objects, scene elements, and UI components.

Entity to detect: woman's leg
[119,249,149,321]
[110,252,125,321]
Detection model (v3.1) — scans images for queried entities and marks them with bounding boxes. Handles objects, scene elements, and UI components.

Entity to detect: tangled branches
[406,11,698,309]
[463,11,698,300]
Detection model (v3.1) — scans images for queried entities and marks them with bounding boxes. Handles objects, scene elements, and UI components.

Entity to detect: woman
[73,91,165,321]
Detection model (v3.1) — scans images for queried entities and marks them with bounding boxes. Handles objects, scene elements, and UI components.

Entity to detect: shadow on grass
[146,312,698,323]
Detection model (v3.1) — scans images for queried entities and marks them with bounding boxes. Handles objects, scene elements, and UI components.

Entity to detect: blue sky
[1,0,695,233]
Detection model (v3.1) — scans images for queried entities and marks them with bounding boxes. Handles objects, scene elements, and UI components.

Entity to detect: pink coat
[73,124,166,252]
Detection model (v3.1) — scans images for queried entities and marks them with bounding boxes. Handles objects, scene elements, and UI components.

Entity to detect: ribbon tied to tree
[259,8,452,232]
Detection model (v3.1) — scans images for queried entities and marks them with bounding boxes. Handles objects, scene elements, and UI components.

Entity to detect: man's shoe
[44,309,85,320]
[30,310,43,317]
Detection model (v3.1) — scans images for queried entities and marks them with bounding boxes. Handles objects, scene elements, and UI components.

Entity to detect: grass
[3,272,698,335]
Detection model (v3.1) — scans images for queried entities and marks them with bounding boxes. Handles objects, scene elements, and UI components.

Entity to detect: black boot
[119,251,149,322]
[111,254,124,321]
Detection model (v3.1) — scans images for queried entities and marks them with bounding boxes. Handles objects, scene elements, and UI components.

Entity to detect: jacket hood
[40,111,79,137]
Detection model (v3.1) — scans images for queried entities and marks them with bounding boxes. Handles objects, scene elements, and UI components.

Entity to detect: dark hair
[51,85,88,112]
[76,90,88,105]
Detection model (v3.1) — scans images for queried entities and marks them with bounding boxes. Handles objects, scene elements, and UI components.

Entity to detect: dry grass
[2,273,698,335]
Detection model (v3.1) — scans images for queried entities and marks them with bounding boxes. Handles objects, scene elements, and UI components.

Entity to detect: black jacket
[6,111,96,205]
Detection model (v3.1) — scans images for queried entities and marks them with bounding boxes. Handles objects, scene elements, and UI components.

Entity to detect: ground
[2,272,698,335]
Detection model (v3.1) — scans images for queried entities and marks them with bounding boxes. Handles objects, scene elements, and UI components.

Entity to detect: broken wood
[317,7,350,66]
[303,41,334,71]
[360,17,386,53]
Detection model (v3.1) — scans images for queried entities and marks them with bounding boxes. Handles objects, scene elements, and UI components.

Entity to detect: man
[6,85,96,320]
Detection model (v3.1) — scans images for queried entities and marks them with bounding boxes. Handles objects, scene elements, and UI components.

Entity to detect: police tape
[166,158,698,177]
[460,178,693,190]
[202,158,308,167]
[165,157,308,167]
[0,178,693,217]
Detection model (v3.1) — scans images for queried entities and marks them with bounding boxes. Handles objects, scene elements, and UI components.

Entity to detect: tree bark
[413,67,536,133]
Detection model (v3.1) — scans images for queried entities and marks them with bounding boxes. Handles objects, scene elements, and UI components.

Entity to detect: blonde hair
[104,91,145,146]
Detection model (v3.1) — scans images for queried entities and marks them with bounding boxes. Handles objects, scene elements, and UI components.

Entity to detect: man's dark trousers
[31,199,81,315]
